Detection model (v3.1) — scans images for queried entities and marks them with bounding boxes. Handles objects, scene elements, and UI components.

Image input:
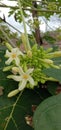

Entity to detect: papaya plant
[0,0,61,130]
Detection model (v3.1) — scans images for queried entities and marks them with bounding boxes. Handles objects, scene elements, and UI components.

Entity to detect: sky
[0,0,61,34]
[0,0,23,33]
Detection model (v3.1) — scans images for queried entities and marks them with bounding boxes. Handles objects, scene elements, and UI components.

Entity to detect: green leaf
[43,68,61,83]
[43,34,56,44]
[46,81,58,95]
[33,93,61,130]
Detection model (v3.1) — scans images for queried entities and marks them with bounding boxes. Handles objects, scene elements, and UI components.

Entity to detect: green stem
[4,90,23,130]
[18,0,31,51]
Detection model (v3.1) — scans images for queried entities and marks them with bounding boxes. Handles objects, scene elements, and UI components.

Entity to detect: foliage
[0,24,22,47]
[0,46,51,130]
[0,25,10,44]
[8,0,61,19]
[33,93,61,130]
[43,32,56,44]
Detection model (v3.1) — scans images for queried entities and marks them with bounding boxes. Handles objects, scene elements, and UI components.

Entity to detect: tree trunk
[32,1,43,45]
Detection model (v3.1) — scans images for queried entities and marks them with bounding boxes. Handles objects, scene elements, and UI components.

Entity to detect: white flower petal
[19,51,24,56]
[18,67,24,75]
[5,57,13,65]
[5,50,11,57]
[17,50,23,56]
[7,75,22,81]
[12,48,23,56]
[26,68,34,74]
[15,57,20,66]
[12,48,17,53]
[18,80,27,91]
[5,47,24,67]
[28,76,34,86]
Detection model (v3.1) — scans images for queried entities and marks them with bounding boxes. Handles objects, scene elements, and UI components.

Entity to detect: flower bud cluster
[3,43,61,97]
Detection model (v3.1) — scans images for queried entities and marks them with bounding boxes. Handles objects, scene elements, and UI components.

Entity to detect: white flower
[5,48,23,66]
[7,67,35,91]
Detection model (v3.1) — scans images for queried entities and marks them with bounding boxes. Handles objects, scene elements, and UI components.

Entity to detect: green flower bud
[5,42,12,51]
[8,89,19,98]
[46,77,58,82]
[41,59,53,64]
[3,65,13,72]
[50,64,60,69]
[27,50,32,58]
[46,48,53,53]
[12,67,19,74]
[45,59,53,64]
[49,51,61,58]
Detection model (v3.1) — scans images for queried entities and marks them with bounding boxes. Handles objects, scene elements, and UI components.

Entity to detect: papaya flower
[7,67,35,91]
[5,48,23,66]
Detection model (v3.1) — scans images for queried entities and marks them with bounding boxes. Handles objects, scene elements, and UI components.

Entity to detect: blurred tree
[0,0,61,45]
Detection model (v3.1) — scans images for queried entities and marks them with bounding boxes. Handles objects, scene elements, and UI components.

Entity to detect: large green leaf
[33,93,61,130]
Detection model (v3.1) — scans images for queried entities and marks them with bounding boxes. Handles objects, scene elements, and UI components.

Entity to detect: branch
[0,25,14,46]
[0,17,22,34]
[0,5,61,13]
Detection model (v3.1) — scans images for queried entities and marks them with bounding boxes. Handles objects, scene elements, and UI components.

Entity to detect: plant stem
[18,0,31,51]
[0,17,22,34]
[4,90,23,130]
[0,5,61,13]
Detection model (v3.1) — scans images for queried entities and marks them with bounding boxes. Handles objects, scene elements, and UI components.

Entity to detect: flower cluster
[3,43,61,97]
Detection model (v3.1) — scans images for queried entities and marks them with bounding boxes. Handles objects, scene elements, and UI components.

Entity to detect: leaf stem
[4,90,24,130]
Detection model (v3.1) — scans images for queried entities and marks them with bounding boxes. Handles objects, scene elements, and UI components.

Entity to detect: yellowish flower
[7,67,35,91]
[5,48,23,66]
